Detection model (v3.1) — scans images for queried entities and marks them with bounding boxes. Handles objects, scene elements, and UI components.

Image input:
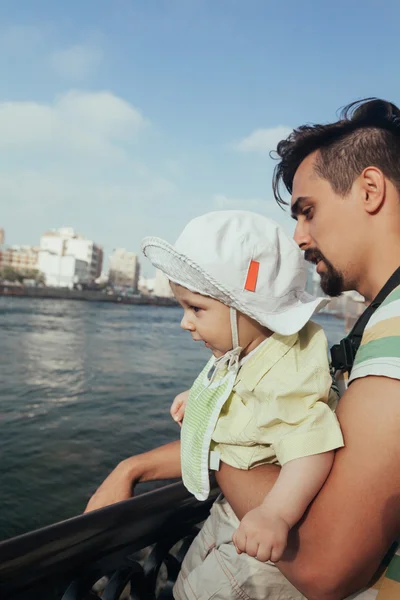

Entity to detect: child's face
[170,283,232,358]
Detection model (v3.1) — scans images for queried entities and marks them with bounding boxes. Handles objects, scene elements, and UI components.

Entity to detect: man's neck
[357,255,400,302]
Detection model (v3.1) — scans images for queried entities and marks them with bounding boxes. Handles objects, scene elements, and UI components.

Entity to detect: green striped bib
[181,357,237,500]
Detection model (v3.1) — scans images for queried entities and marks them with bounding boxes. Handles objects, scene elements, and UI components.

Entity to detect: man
[86,98,400,599]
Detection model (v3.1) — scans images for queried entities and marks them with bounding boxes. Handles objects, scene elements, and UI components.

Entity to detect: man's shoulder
[350,284,400,383]
[369,283,400,325]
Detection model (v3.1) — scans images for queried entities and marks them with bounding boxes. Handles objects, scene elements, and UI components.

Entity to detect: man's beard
[304,249,344,297]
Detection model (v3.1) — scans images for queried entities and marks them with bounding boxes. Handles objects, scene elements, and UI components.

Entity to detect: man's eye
[303,207,313,220]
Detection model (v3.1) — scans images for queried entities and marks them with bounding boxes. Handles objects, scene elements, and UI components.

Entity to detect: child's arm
[170,389,190,426]
[232,451,334,563]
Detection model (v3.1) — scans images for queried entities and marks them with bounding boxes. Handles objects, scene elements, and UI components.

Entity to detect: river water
[0,297,345,541]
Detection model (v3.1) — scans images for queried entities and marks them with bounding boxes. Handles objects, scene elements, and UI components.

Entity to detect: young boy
[142,210,343,600]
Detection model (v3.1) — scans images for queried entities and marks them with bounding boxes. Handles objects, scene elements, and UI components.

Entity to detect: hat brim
[142,236,329,335]
[142,236,234,304]
[264,293,329,335]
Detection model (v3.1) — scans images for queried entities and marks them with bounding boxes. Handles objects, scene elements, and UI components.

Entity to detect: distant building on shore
[38,227,103,288]
[0,245,39,271]
[138,275,155,295]
[154,269,174,298]
[108,248,140,291]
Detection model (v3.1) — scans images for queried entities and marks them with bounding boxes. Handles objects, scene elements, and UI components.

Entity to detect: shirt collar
[235,332,299,391]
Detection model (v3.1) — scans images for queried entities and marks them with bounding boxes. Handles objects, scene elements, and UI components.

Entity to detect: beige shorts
[173,495,306,600]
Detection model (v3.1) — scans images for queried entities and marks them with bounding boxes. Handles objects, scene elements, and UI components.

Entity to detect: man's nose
[293,220,312,251]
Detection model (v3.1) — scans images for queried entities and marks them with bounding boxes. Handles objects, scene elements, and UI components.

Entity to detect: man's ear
[359,166,386,214]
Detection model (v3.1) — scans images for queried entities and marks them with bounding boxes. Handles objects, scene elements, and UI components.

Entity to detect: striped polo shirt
[347,284,400,598]
[349,284,400,383]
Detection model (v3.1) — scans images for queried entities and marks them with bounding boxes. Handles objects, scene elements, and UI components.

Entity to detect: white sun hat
[141,210,328,335]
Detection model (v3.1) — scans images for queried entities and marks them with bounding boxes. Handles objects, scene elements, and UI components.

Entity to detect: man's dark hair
[272,98,400,207]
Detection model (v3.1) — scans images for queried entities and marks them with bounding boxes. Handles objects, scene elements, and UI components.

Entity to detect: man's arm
[232,452,334,563]
[85,439,181,512]
[217,376,400,600]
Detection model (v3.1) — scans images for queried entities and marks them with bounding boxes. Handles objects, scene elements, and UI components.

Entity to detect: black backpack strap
[331,267,400,374]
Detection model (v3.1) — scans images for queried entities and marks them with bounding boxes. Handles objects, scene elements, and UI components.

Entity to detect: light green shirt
[211,320,344,469]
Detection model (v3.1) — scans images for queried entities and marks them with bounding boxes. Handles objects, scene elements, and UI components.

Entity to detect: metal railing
[0,481,219,600]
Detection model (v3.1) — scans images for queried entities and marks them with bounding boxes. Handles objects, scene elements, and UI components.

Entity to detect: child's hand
[232,505,290,563]
[170,390,190,426]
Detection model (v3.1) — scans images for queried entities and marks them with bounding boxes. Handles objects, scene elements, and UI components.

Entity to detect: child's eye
[190,306,201,313]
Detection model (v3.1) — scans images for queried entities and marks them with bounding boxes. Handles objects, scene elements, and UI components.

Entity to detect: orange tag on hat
[244,260,259,292]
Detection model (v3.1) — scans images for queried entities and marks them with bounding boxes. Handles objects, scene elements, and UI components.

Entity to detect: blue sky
[1,0,400,275]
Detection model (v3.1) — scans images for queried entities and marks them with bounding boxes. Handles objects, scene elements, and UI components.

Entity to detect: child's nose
[181,313,195,331]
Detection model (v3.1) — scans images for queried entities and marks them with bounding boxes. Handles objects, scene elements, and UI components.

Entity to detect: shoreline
[0,284,178,307]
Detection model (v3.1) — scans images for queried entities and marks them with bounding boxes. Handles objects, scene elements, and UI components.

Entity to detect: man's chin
[320,273,344,297]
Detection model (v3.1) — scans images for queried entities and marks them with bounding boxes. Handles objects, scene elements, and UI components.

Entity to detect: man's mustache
[304,248,325,265]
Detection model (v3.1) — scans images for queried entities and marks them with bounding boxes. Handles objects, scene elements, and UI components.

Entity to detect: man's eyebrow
[291,196,309,220]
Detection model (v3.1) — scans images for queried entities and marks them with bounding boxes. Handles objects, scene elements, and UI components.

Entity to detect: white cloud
[165,159,184,180]
[51,43,103,80]
[233,126,292,154]
[0,169,176,213]
[0,90,179,259]
[0,90,148,162]
[0,166,178,261]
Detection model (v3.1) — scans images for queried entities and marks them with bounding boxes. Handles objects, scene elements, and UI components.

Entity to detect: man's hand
[232,505,290,563]
[84,459,136,513]
[170,390,189,426]
[84,441,182,514]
